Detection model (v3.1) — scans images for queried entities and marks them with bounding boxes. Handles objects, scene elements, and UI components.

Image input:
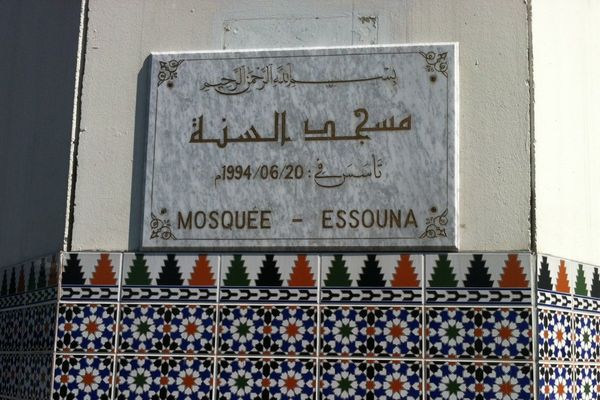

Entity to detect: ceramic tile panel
[14,352,53,400]
[0,304,56,352]
[55,303,117,353]
[217,357,316,400]
[425,253,532,304]
[53,354,114,400]
[426,307,532,360]
[0,253,59,309]
[319,359,422,400]
[21,302,57,351]
[320,254,423,304]
[0,353,20,398]
[0,306,22,352]
[220,254,318,302]
[571,260,600,312]
[573,365,599,400]
[116,355,214,400]
[61,252,122,301]
[320,305,422,358]
[427,361,533,400]
[537,255,575,309]
[9,250,600,400]
[121,253,218,302]
[538,363,573,400]
[119,303,216,354]
[218,305,317,356]
[573,312,600,362]
[0,352,52,399]
[537,308,572,361]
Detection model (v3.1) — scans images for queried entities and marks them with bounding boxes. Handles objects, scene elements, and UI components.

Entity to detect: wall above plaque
[142,44,458,249]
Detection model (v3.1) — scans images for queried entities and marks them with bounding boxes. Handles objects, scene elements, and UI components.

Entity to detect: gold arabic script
[189,108,412,148]
[202,64,397,95]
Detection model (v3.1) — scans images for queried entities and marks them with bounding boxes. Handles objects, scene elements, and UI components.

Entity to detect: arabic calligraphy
[314,154,383,188]
[190,108,411,148]
[202,64,397,95]
[190,111,290,148]
[213,155,383,189]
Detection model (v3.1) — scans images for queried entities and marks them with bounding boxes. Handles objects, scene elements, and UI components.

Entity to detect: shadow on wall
[128,56,152,250]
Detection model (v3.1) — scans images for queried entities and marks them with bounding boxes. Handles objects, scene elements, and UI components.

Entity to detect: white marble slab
[142,44,458,249]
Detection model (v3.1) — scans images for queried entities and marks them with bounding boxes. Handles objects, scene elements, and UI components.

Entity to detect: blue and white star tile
[320,306,422,357]
[55,303,116,353]
[216,357,316,400]
[52,355,113,400]
[116,355,213,400]
[427,362,532,400]
[320,359,422,400]
[119,304,215,354]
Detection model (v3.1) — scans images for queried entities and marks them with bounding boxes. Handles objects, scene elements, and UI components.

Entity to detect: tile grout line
[315,254,322,400]
[48,251,65,399]
[422,254,427,400]
[531,253,538,400]
[212,254,221,400]
[110,252,124,400]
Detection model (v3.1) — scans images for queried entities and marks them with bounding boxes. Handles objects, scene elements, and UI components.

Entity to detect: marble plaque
[142,44,458,249]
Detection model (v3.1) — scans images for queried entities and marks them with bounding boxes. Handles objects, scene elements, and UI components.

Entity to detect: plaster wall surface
[532,0,600,265]
[0,0,81,265]
[71,0,531,252]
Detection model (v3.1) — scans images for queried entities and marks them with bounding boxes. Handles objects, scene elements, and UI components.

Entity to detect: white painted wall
[71,0,532,252]
[0,0,81,265]
[532,0,600,265]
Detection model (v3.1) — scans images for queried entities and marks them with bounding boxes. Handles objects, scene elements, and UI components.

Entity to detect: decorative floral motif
[53,355,113,400]
[428,362,532,400]
[320,359,421,400]
[150,211,176,240]
[420,208,448,239]
[119,304,215,354]
[321,306,421,357]
[56,303,116,352]
[157,59,184,86]
[217,358,315,400]
[573,365,598,400]
[419,51,449,77]
[219,306,316,355]
[427,308,531,359]
[116,356,213,400]
[538,308,571,360]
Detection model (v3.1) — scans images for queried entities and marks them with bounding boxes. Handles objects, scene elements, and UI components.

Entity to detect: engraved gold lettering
[208,211,219,229]
[405,209,418,228]
[349,210,360,228]
[376,209,388,228]
[336,210,346,228]
[260,211,272,229]
[176,210,272,230]
[178,212,193,230]
[362,209,374,228]
[390,210,402,228]
[247,210,258,229]
[322,210,334,229]
[235,211,246,229]
[194,211,206,229]
[325,208,416,229]
[222,211,233,229]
